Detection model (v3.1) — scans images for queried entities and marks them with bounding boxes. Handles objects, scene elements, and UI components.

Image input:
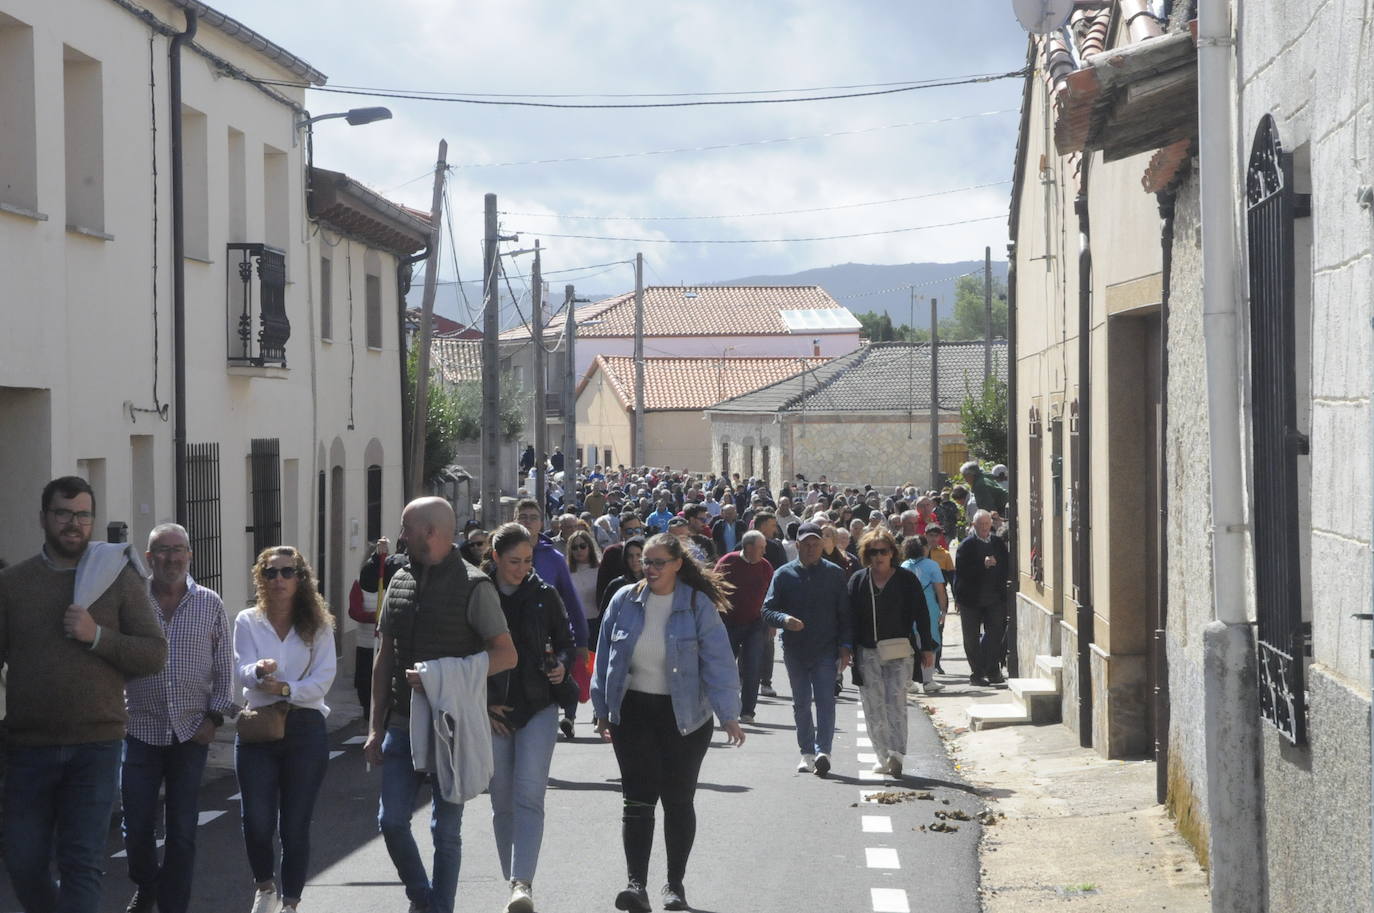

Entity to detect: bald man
[364,497,517,913]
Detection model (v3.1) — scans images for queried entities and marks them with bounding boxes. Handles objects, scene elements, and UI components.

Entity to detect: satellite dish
[1012,0,1075,33]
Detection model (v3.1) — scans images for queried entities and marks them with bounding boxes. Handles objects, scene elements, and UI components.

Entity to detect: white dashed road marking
[865,847,900,869]
[870,887,911,912]
[861,815,892,833]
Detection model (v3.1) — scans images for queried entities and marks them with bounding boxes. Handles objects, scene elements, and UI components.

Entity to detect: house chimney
[812,338,821,357]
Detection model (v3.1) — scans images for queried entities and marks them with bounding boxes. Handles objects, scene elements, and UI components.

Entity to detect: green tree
[406,348,527,484]
[942,274,1009,341]
[959,371,1008,465]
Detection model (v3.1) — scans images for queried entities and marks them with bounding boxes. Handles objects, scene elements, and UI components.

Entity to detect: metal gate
[248,438,282,560]
[1246,113,1310,746]
[186,442,222,593]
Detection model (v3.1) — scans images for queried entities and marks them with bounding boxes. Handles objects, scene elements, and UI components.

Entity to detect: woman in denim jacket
[591,534,745,913]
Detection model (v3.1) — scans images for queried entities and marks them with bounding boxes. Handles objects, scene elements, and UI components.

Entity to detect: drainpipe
[1005,242,1020,676]
[1155,186,1177,806]
[396,246,430,500]
[169,9,196,524]
[1074,171,1095,750]
[1197,0,1266,910]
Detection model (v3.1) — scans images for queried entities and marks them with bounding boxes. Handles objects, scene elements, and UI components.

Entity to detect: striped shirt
[125,577,235,745]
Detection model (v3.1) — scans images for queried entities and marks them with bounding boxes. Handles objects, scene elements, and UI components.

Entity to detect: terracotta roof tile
[586,355,829,412]
[500,286,852,341]
[430,337,482,384]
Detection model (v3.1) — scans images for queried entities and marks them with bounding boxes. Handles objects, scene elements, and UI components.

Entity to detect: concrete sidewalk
[914,609,1211,912]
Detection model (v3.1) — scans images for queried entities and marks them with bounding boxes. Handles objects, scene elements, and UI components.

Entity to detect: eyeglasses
[262,566,298,580]
[48,508,94,526]
[642,557,676,569]
[151,545,190,557]
[516,514,542,523]
[572,542,590,550]
[868,548,892,556]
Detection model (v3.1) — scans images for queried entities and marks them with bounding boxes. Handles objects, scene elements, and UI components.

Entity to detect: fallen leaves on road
[935,809,972,821]
[859,789,935,805]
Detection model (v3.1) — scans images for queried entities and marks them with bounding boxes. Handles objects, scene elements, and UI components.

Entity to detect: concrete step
[1034,654,1063,691]
[967,702,1032,730]
[1008,677,1063,724]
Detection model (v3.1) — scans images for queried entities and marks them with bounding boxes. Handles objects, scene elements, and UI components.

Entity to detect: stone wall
[787,414,963,489]
[1015,592,1059,679]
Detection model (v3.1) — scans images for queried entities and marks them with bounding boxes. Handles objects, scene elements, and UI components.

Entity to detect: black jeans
[609,691,713,885]
[959,600,1007,679]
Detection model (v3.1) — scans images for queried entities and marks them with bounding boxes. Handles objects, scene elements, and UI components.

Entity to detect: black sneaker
[662,882,688,911]
[986,672,1007,685]
[813,753,831,777]
[126,889,155,913]
[615,881,652,913]
[559,716,575,740]
[969,674,990,687]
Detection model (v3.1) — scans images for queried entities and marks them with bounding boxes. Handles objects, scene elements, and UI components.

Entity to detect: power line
[235,69,1029,109]
[455,110,1017,169]
[838,269,985,301]
[507,214,1007,244]
[440,184,481,326]
[415,259,634,286]
[498,180,1012,222]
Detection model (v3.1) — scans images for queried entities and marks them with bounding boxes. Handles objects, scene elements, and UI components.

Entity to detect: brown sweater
[0,554,167,746]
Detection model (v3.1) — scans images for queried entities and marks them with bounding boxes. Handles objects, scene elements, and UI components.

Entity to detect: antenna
[1011,0,1075,33]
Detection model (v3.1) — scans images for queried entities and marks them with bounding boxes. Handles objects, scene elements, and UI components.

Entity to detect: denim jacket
[591,581,741,734]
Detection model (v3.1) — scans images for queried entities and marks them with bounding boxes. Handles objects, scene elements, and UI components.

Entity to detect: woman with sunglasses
[459,527,491,567]
[591,534,744,913]
[233,547,337,913]
[481,523,576,913]
[847,530,934,779]
[565,530,601,647]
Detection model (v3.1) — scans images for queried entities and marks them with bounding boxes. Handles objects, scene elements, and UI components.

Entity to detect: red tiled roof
[1142,138,1194,193]
[499,286,850,341]
[581,355,829,412]
[430,337,482,384]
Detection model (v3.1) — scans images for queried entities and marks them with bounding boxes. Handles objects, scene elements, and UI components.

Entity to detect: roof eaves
[169,0,327,85]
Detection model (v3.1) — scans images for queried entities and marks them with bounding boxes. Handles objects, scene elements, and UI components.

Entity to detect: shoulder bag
[237,635,314,743]
[871,572,914,662]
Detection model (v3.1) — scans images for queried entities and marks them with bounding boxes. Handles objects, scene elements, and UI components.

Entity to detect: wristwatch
[281,683,292,698]
[205,710,225,727]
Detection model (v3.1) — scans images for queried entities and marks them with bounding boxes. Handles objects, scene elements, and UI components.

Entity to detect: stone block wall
[1015,591,1059,679]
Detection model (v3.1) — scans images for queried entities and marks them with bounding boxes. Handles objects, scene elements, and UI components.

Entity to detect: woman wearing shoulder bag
[232,547,337,913]
[847,529,933,779]
[481,523,577,913]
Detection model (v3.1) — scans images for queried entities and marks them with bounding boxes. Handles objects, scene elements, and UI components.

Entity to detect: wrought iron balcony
[226,243,291,368]
[544,392,564,417]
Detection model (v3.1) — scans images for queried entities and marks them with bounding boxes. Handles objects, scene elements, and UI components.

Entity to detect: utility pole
[633,252,645,468]
[531,241,546,515]
[984,245,994,381]
[407,139,447,497]
[480,193,502,527]
[929,297,940,490]
[562,285,578,490]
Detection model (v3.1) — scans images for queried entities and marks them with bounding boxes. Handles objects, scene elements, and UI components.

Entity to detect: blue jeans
[781,650,838,756]
[726,619,765,716]
[235,709,328,903]
[3,739,122,913]
[121,736,210,913]
[379,726,465,913]
[489,704,558,883]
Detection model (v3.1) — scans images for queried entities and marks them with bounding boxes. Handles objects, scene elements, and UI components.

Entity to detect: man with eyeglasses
[0,476,167,913]
[120,522,234,913]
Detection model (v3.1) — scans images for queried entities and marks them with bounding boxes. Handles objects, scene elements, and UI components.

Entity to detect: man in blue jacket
[762,523,852,776]
[515,499,589,738]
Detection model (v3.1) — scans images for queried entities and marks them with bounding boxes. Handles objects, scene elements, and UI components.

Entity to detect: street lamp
[298,107,393,129]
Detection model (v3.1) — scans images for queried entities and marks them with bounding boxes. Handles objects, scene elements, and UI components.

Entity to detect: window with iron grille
[1069,400,1083,596]
[721,442,729,475]
[1028,406,1044,584]
[316,470,327,595]
[186,442,222,593]
[745,444,755,478]
[762,444,771,485]
[248,438,282,560]
[1246,113,1311,746]
[365,273,382,349]
[366,464,383,543]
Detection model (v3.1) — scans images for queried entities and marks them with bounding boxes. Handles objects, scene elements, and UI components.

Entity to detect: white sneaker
[250,889,280,913]
[924,680,945,693]
[906,680,922,693]
[507,880,534,913]
[870,760,889,774]
[887,754,903,777]
[797,753,815,773]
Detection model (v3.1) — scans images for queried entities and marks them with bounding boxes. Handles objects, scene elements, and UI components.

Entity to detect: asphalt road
[0,657,983,913]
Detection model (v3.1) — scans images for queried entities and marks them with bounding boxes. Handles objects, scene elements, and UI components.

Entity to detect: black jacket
[489,573,577,729]
[711,519,747,554]
[953,534,1009,607]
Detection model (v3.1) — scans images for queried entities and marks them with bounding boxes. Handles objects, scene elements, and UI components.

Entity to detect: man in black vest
[363,497,517,913]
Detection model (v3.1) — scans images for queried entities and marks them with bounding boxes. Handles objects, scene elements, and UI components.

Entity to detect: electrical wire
[440,183,481,326]
[415,259,634,286]
[233,69,1029,109]
[508,214,1006,244]
[458,111,1017,169]
[838,269,985,300]
[499,181,1012,222]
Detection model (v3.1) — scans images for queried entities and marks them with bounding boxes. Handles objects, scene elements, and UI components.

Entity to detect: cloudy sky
[214,1,1030,318]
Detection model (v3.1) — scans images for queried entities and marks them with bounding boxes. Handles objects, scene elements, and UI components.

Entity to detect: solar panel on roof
[778,308,863,332]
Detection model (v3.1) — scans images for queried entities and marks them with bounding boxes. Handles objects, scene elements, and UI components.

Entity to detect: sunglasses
[262,566,298,580]
[868,548,892,556]
[572,542,590,549]
[642,557,676,569]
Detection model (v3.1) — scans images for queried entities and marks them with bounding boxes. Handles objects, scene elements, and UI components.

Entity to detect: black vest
[382,547,492,717]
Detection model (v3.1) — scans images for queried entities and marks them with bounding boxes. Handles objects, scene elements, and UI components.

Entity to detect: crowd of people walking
[0,461,1009,913]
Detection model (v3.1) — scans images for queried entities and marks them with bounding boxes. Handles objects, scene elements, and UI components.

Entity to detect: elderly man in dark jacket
[953,510,1009,686]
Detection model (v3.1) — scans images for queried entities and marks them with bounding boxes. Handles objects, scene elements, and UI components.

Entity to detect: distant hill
[711,261,1009,326]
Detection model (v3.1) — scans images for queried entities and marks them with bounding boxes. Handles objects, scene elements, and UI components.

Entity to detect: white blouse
[233,608,338,716]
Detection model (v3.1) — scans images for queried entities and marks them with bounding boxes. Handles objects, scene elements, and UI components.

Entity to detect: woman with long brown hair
[591,534,744,912]
[233,546,337,913]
